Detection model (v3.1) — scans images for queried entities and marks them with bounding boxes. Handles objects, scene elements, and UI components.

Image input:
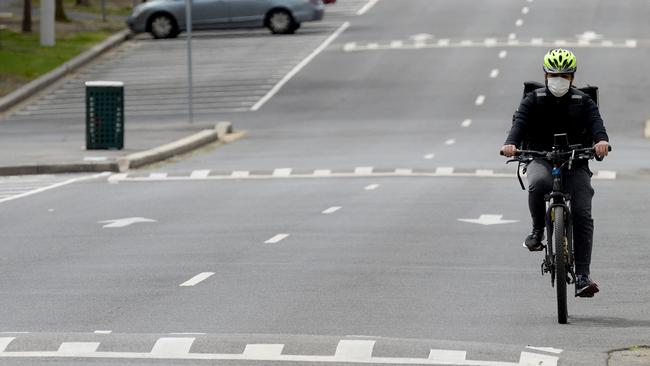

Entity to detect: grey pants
[526,160,595,275]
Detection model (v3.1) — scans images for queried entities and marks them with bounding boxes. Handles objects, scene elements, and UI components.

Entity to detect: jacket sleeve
[584,97,609,143]
[504,92,536,146]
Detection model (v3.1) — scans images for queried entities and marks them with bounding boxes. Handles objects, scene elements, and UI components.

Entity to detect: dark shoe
[575,275,599,297]
[523,228,545,251]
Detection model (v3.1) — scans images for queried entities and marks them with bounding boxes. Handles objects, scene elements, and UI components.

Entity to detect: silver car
[127,0,325,38]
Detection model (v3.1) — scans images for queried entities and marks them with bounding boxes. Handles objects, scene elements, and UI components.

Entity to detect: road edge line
[251,21,350,111]
[0,172,110,204]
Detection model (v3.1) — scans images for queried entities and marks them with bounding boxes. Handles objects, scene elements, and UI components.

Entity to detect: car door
[227,0,269,26]
[191,0,229,28]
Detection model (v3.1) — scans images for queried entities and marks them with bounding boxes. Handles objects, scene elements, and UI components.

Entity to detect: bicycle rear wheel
[554,206,568,324]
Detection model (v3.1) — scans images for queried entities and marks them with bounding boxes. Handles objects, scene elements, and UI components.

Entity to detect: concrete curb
[0,29,132,113]
[0,122,237,176]
[118,121,234,171]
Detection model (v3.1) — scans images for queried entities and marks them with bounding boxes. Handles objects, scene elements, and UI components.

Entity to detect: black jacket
[505,87,609,151]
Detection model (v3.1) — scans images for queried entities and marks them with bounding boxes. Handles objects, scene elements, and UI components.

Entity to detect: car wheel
[149,13,178,39]
[266,9,296,34]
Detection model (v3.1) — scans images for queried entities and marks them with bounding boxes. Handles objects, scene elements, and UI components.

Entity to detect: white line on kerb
[322,206,342,214]
[93,331,112,334]
[0,173,110,204]
[490,69,499,78]
[461,119,472,127]
[357,0,379,15]
[179,272,215,287]
[265,234,290,244]
[475,95,486,106]
[251,22,350,111]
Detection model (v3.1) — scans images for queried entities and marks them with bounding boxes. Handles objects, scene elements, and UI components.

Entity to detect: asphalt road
[2,1,650,365]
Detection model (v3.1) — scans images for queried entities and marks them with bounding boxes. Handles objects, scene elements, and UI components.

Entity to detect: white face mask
[547,77,571,97]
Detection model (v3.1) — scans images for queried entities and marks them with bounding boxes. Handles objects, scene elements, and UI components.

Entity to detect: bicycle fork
[541,199,576,287]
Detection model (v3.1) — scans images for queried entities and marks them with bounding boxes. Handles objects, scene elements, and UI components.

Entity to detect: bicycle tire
[554,206,568,324]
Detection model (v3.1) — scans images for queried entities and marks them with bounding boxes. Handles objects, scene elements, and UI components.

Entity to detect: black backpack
[522,81,599,106]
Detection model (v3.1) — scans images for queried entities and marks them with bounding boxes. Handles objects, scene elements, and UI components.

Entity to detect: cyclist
[500,48,610,297]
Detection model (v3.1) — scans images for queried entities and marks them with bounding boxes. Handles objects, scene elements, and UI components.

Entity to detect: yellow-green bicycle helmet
[543,48,577,73]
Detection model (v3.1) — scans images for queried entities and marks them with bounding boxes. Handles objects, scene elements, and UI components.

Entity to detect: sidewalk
[0,111,238,175]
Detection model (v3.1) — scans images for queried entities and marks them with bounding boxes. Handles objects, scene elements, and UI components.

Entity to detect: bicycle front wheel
[554,206,568,324]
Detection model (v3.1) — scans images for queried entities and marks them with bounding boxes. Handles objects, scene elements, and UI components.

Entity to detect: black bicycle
[501,133,610,324]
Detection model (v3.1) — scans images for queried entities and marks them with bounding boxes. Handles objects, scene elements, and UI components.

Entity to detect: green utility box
[85,81,124,150]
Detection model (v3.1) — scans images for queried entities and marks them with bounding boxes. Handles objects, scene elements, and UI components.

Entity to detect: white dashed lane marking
[499,50,508,58]
[0,335,560,365]
[322,206,342,214]
[475,95,486,106]
[108,168,619,182]
[342,37,639,52]
[490,69,500,78]
[461,119,472,127]
[364,184,380,191]
[265,234,290,244]
[179,272,215,287]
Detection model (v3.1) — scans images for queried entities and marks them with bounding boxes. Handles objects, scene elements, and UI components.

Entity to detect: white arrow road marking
[458,215,518,225]
[526,346,563,354]
[577,31,603,42]
[98,217,157,228]
[179,272,215,287]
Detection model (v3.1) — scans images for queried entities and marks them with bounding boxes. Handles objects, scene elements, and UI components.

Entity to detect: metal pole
[185,0,193,124]
[40,0,55,46]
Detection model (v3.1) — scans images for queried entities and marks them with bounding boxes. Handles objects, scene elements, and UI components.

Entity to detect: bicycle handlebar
[499,145,612,158]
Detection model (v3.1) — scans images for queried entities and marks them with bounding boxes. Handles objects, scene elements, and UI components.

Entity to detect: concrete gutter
[0,29,132,113]
[0,122,242,176]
